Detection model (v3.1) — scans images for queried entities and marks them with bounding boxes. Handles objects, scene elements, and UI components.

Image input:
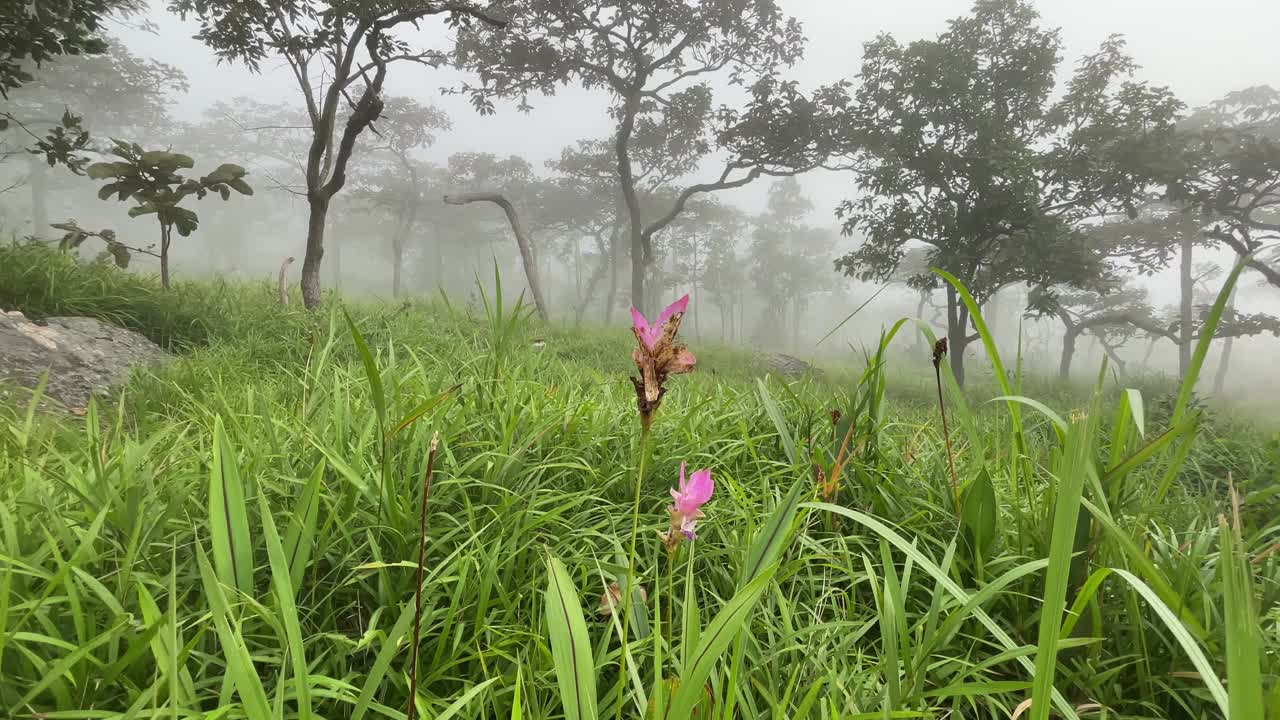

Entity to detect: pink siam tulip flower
[630,294,696,427]
[661,463,714,550]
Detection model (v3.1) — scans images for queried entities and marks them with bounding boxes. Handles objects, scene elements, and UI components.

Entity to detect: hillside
[1,242,1277,719]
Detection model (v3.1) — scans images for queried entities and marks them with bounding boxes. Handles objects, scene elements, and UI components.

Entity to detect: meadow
[0,242,1276,720]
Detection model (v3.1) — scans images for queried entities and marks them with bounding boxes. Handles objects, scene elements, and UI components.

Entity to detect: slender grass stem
[407,433,439,720]
[616,424,652,720]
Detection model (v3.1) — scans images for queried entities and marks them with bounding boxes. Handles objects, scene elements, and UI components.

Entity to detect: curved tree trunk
[614,94,645,314]
[278,256,295,306]
[1059,327,1081,379]
[443,192,548,321]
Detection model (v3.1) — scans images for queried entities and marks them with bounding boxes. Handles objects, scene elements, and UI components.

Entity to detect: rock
[760,353,822,379]
[0,310,171,412]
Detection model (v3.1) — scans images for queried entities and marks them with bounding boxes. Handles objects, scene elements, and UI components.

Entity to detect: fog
[4,0,1279,415]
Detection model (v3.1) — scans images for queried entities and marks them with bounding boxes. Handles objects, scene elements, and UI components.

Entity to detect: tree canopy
[833,0,1183,382]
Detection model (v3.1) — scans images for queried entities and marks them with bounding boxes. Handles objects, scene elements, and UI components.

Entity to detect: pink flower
[631,295,689,351]
[662,463,714,549]
[629,295,696,426]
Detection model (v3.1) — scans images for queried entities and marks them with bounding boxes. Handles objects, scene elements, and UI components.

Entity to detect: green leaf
[86,161,125,180]
[141,150,195,171]
[282,461,324,593]
[960,466,998,563]
[544,556,597,720]
[208,416,255,595]
[666,565,778,720]
[1110,569,1229,715]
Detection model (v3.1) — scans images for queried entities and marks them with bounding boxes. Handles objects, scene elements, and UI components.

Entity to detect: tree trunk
[1059,326,1080,379]
[914,292,928,354]
[392,231,406,299]
[574,236,609,328]
[946,284,969,386]
[615,94,645,313]
[605,222,620,323]
[1213,288,1237,395]
[301,193,331,309]
[29,157,48,236]
[443,192,548,321]
[1178,229,1194,376]
[159,222,173,290]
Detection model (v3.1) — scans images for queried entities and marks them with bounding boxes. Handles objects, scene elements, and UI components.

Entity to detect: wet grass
[0,243,1277,719]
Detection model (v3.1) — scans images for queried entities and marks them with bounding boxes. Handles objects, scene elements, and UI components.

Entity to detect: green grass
[1,243,1277,719]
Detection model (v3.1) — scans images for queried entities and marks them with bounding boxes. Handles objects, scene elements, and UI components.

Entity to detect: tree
[1027,282,1164,378]
[3,39,187,233]
[85,140,253,288]
[456,0,852,312]
[833,0,1183,384]
[749,178,836,348]
[1176,86,1280,288]
[349,96,450,297]
[442,152,549,319]
[170,0,507,309]
[544,139,624,325]
[0,1,147,172]
[0,0,145,97]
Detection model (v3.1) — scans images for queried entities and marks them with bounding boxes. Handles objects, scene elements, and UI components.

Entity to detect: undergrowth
[0,244,1277,719]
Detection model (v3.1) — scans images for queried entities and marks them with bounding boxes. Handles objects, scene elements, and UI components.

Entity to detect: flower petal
[654,294,690,333]
[669,348,696,375]
[630,307,656,349]
[686,468,713,506]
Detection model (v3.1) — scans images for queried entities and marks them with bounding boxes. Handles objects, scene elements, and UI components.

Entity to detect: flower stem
[616,423,651,720]
[934,359,961,512]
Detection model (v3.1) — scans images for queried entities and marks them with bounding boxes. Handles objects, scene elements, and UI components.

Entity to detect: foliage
[0,0,143,97]
[84,139,252,286]
[168,0,507,308]
[834,0,1184,382]
[456,0,852,310]
[1175,85,1280,287]
[50,220,133,268]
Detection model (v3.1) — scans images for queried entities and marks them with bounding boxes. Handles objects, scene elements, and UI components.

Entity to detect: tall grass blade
[756,379,798,465]
[282,460,324,594]
[257,493,312,720]
[545,555,598,720]
[1029,416,1092,720]
[209,416,254,595]
[666,565,778,720]
[1110,569,1229,715]
[1220,515,1263,720]
[740,477,805,587]
[195,543,272,720]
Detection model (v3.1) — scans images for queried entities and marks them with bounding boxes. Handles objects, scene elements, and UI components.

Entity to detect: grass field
[1,241,1277,720]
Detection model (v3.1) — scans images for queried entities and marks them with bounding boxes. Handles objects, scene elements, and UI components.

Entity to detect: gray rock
[760,353,822,379]
[0,310,171,413]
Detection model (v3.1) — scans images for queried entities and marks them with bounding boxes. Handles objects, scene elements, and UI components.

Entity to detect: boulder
[0,310,171,413]
[760,353,822,380]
